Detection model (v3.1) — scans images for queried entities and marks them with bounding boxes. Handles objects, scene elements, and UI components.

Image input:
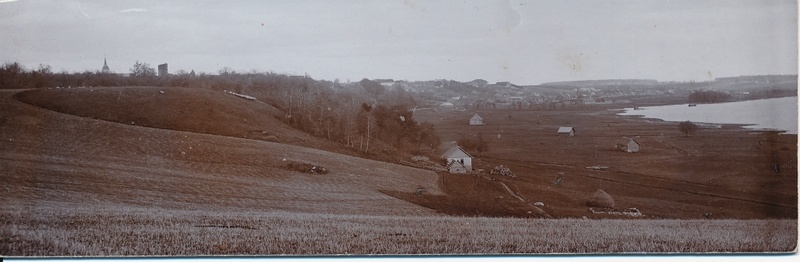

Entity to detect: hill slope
[1,88,441,215]
[14,86,322,147]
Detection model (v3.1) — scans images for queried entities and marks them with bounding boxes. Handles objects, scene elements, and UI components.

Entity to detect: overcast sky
[1,0,797,85]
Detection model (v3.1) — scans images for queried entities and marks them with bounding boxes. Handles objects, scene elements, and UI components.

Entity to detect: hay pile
[586,189,615,208]
[490,165,515,177]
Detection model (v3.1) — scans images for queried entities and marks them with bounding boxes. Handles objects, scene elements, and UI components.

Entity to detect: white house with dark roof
[441,145,473,174]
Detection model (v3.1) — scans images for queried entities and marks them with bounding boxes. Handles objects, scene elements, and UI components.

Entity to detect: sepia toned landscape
[1,0,798,257]
[1,70,796,256]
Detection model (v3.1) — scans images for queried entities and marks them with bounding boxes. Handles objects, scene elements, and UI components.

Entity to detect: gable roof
[471,114,482,121]
[446,159,467,169]
[616,137,639,146]
[441,145,473,159]
[557,126,575,133]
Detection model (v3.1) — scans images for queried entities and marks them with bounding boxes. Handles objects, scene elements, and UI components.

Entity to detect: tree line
[0,61,441,156]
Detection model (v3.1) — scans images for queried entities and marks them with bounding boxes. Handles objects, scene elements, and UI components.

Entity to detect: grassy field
[413,106,797,219]
[1,206,795,255]
[0,87,796,255]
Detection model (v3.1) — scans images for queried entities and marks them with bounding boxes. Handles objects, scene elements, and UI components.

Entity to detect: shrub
[283,160,329,174]
[678,121,698,137]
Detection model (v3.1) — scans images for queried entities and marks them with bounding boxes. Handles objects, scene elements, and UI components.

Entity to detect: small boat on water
[688,104,697,107]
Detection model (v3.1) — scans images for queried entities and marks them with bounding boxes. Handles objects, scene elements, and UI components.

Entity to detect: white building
[469,114,484,126]
[441,145,473,174]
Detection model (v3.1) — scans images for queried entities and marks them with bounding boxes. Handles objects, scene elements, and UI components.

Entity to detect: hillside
[1,88,442,216]
[14,86,319,146]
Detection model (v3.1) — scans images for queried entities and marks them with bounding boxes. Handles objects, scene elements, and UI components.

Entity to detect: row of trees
[0,61,168,88]
[688,90,731,103]
[0,61,441,156]
[0,62,53,89]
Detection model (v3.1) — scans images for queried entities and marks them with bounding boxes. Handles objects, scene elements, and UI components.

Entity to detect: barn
[469,114,484,126]
[616,138,640,153]
[441,145,473,174]
[557,126,576,136]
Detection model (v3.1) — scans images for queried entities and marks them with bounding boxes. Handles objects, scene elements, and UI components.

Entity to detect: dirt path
[497,181,526,202]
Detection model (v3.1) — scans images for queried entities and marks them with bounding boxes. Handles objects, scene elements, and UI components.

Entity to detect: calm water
[619,96,798,134]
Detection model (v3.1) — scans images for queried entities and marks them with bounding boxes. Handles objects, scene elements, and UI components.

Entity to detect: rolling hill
[1,87,442,216]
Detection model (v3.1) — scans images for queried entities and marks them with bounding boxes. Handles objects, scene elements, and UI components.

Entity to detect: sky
[0,0,797,85]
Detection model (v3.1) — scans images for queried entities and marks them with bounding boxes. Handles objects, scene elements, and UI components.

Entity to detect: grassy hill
[14,86,318,146]
[1,87,441,215]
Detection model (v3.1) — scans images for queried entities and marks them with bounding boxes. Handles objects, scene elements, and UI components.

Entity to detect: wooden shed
[616,138,640,153]
[469,114,484,126]
[557,126,576,136]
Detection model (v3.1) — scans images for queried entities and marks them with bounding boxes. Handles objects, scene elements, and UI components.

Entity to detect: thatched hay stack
[587,189,615,208]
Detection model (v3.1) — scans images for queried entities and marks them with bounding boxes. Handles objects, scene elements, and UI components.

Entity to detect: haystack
[586,189,615,208]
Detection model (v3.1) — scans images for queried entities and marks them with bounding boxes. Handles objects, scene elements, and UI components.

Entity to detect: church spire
[101,57,110,74]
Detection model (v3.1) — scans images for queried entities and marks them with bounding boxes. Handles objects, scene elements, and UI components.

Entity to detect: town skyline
[1,0,797,85]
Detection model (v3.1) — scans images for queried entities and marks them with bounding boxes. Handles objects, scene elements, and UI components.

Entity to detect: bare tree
[129,61,156,77]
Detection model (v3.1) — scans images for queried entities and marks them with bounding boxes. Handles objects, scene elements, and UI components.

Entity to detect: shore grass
[1,206,795,256]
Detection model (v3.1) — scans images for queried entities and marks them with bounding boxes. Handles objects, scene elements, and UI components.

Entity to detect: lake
[619,96,798,134]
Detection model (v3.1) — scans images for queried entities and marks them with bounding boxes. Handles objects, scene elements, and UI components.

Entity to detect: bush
[587,189,615,208]
[457,133,488,154]
[283,160,329,174]
[678,121,698,137]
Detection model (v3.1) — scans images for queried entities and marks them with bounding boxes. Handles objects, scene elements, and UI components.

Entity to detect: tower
[158,63,168,77]
[101,57,110,74]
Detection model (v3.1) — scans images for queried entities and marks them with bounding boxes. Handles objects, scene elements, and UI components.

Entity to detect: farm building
[616,138,640,153]
[469,114,484,126]
[557,126,576,136]
[441,145,473,174]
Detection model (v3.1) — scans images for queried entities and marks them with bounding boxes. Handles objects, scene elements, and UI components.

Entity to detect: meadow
[413,105,797,219]
[1,206,795,255]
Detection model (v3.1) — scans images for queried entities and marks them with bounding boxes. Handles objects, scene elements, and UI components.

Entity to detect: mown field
[0,87,796,255]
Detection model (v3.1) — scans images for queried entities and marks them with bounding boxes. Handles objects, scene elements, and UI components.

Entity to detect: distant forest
[0,62,441,157]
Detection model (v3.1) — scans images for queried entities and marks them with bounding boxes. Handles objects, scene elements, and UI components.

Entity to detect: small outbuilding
[616,137,640,153]
[557,126,576,137]
[441,145,473,174]
[469,114,484,126]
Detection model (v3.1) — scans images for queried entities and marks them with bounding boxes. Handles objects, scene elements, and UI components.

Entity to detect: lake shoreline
[618,96,798,134]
